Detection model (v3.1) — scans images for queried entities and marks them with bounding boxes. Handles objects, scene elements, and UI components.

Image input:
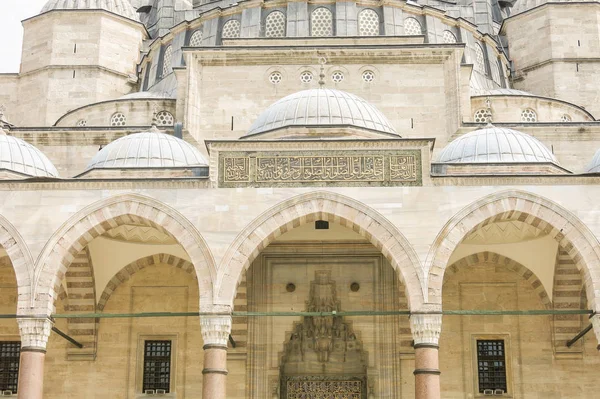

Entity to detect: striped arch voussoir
[97,253,195,311]
[444,251,552,309]
[216,191,424,311]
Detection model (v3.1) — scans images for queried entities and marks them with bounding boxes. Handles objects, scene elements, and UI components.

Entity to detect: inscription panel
[219,150,421,187]
[282,376,367,399]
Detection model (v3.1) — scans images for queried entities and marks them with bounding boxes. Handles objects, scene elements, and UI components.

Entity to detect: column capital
[200,315,232,348]
[592,314,600,350]
[410,313,442,347]
[17,318,53,351]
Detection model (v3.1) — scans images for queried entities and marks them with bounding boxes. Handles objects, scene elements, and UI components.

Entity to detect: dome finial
[484,97,494,127]
[318,57,327,87]
[150,107,160,133]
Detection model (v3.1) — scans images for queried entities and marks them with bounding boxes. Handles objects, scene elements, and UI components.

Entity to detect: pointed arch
[215,191,424,310]
[444,251,551,309]
[32,194,215,316]
[426,190,600,312]
[0,214,34,308]
[97,253,196,311]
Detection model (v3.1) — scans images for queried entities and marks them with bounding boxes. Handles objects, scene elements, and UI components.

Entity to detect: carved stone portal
[280,271,367,399]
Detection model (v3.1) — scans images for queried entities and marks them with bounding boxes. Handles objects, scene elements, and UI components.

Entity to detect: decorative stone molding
[592,314,600,349]
[17,318,53,350]
[410,314,442,346]
[200,315,232,348]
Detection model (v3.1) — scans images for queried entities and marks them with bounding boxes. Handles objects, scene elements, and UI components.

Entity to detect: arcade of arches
[0,190,600,398]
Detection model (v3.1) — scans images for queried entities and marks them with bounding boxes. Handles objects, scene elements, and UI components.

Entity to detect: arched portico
[214,190,425,311]
[0,214,34,309]
[425,190,600,314]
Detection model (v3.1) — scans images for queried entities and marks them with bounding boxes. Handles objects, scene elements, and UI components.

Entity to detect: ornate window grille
[476,340,507,394]
[265,11,286,38]
[443,30,457,43]
[404,17,422,36]
[311,8,333,37]
[143,340,172,393]
[189,30,203,47]
[162,45,173,77]
[110,112,126,126]
[474,109,488,123]
[222,20,241,39]
[0,342,20,394]
[474,43,486,74]
[358,9,379,36]
[156,111,174,126]
[521,108,537,122]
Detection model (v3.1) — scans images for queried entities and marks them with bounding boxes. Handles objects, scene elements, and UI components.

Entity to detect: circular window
[110,112,126,126]
[76,119,87,127]
[269,72,283,84]
[474,108,488,123]
[560,114,572,122]
[300,71,313,83]
[156,111,174,126]
[331,71,344,83]
[350,282,360,292]
[362,70,375,83]
[521,108,537,122]
[286,283,296,293]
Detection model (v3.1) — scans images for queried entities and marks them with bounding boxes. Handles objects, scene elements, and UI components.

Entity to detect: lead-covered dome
[246,89,397,136]
[41,0,139,21]
[86,131,207,170]
[438,126,558,163]
[0,133,59,178]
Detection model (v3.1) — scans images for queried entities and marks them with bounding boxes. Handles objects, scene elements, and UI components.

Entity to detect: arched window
[265,11,286,38]
[311,7,333,37]
[404,17,422,36]
[76,119,87,127]
[222,19,241,39]
[521,109,537,122]
[560,114,572,122]
[474,109,488,123]
[474,43,486,74]
[189,30,203,47]
[110,112,126,126]
[443,30,457,43]
[156,111,174,126]
[358,9,379,36]
[161,45,173,77]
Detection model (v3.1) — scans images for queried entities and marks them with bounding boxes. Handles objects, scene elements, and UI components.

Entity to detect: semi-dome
[246,89,397,136]
[41,0,139,21]
[511,0,597,16]
[120,91,174,100]
[86,131,207,170]
[438,126,558,163]
[586,149,600,173]
[0,132,59,178]
[471,88,534,97]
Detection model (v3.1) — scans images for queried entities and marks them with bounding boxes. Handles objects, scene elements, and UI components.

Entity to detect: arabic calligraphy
[390,155,417,181]
[286,380,362,399]
[224,157,250,182]
[256,156,384,182]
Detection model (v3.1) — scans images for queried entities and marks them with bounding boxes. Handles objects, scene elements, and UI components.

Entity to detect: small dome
[511,0,596,16]
[586,149,600,173]
[438,126,558,164]
[86,131,207,170]
[247,89,397,136]
[0,133,59,178]
[41,0,139,21]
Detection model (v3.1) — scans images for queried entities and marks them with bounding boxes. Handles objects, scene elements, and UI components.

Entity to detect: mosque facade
[0,0,600,398]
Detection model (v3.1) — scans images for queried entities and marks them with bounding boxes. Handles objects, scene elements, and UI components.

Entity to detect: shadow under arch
[0,213,34,311]
[444,251,552,309]
[32,193,216,315]
[425,189,600,311]
[215,190,425,310]
[97,253,196,311]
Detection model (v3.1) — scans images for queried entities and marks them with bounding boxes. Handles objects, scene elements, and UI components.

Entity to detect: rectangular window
[142,340,172,393]
[476,340,507,394]
[0,341,21,394]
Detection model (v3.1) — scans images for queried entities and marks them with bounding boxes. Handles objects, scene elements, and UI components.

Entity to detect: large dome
[246,89,397,136]
[511,0,597,16]
[0,133,59,178]
[41,0,139,21]
[86,131,208,170]
[438,126,558,163]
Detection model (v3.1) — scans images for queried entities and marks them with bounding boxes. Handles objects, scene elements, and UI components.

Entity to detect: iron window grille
[0,341,20,393]
[476,340,507,394]
[143,340,172,393]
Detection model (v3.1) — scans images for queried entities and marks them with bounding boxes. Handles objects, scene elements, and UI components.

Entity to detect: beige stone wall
[439,261,600,398]
[0,256,19,339]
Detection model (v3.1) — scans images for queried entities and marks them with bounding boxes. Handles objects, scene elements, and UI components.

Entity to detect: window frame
[135,335,177,398]
[0,340,21,395]
[471,334,513,398]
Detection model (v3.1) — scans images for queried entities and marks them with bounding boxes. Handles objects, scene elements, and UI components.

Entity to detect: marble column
[200,315,232,399]
[16,318,53,399]
[410,313,442,399]
[592,314,600,350]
